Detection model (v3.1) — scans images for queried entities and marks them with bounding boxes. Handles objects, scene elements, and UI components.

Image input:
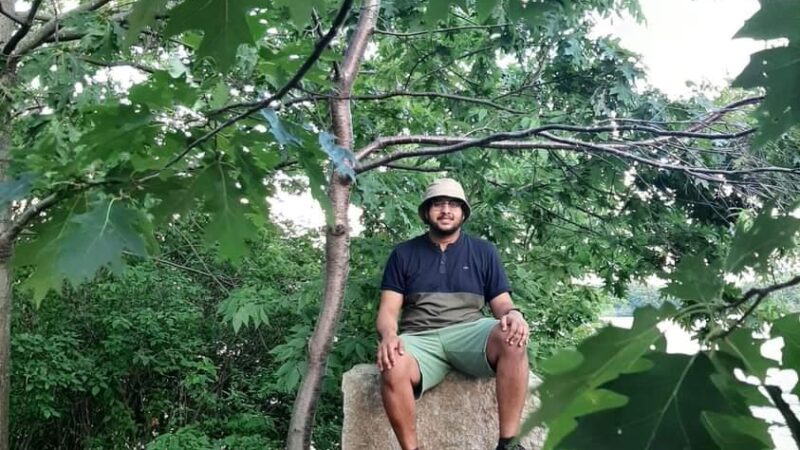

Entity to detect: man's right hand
[377,334,404,372]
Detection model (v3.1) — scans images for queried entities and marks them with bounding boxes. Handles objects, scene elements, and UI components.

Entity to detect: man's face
[426,197,465,235]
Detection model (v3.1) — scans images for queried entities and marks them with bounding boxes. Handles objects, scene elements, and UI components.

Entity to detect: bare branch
[356,130,799,180]
[0,191,61,245]
[11,0,114,57]
[210,88,529,117]
[2,0,43,55]
[0,4,24,25]
[293,90,528,114]
[154,0,355,172]
[374,23,509,37]
[717,274,800,339]
[386,163,449,172]
[81,57,156,74]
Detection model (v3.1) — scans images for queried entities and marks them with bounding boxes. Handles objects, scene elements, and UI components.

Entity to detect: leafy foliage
[733,0,800,144]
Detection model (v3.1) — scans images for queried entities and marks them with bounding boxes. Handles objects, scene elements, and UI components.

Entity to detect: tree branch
[11,0,114,57]
[354,97,762,161]
[355,129,799,180]
[717,274,800,339]
[1,0,43,55]
[374,23,509,37]
[81,57,156,74]
[0,4,24,25]
[0,191,62,245]
[765,384,800,444]
[210,88,530,117]
[385,163,449,172]
[154,0,354,172]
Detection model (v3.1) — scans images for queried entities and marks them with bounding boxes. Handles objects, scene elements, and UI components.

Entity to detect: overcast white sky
[593,0,763,98]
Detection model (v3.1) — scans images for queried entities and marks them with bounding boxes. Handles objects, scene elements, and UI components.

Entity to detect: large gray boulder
[341,364,545,450]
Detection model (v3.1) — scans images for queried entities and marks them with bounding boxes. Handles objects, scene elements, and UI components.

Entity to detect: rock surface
[341,364,545,450]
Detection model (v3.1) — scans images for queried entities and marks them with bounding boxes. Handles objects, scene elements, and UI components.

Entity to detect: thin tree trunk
[285,1,380,449]
[0,2,16,447]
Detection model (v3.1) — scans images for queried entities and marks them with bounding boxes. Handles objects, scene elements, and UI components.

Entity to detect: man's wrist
[504,308,524,319]
[378,331,398,340]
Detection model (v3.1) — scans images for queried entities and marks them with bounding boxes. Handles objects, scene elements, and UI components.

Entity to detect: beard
[428,214,462,237]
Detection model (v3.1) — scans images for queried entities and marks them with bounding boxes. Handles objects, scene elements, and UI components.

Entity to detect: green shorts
[400,318,498,398]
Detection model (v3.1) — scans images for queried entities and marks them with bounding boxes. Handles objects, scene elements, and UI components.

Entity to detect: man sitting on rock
[376,178,530,450]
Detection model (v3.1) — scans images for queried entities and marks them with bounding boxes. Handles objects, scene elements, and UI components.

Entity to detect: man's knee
[381,353,420,387]
[488,326,528,363]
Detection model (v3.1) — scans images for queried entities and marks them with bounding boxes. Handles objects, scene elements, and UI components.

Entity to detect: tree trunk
[0,2,16,448]
[285,1,380,449]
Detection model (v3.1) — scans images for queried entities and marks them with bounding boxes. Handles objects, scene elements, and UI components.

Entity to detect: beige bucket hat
[418,178,472,222]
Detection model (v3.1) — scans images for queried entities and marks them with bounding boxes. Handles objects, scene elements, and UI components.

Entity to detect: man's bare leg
[381,352,422,450]
[487,324,529,440]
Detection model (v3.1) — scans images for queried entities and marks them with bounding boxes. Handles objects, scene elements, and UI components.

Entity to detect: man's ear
[422,208,431,225]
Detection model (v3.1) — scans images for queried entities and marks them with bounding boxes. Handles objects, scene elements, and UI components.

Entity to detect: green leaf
[561,353,733,450]
[198,164,259,262]
[124,0,169,45]
[476,0,498,22]
[299,150,334,227]
[526,305,673,449]
[57,200,150,284]
[724,207,800,274]
[772,313,800,395]
[661,254,724,304]
[701,412,773,450]
[209,80,230,109]
[128,71,200,109]
[506,1,551,27]
[0,173,35,207]
[424,0,450,26]
[319,132,356,181]
[733,45,800,146]
[718,328,771,379]
[544,389,628,450]
[78,104,158,165]
[274,0,325,27]
[734,0,800,41]
[538,349,583,375]
[260,108,301,147]
[165,0,261,71]
[709,353,772,416]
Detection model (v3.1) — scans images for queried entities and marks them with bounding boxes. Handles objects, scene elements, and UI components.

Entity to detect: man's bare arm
[376,290,404,371]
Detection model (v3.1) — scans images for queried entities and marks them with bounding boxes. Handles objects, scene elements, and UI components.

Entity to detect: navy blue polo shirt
[381,232,511,333]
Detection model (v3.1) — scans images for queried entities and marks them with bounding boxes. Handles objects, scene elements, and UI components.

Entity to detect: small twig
[0,191,63,245]
[725,274,800,310]
[179,230,230,293]
[210,89,529,116]
[374,23,509,37]
[717,274,800,339]
[290,90,527,114]
[385,163,449,172]
[81,57,156,74]
[2,0,44,55]
[0,4,25,25]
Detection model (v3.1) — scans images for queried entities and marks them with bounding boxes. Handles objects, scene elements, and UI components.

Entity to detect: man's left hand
[500,310,528,347]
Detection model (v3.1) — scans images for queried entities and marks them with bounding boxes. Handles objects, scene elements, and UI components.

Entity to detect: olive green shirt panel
[399,292,485,334]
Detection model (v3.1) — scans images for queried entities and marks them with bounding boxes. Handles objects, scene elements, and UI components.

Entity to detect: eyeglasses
[430,199,463,209]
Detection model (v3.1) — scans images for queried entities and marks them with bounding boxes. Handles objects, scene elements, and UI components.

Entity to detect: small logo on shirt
[462,266,469,270]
